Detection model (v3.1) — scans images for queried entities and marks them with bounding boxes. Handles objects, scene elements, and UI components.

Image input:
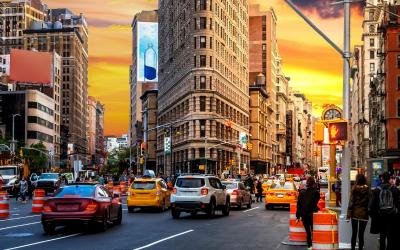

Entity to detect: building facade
[23,9,89,164]
[157,0,250,175]
[95,101,105,166]
[141,89,158,172]
[0,0,47,77]
[129,11,158,149]
[87,96,96,158]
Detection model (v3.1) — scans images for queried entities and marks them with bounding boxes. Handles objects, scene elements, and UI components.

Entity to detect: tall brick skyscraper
[158,0,250,175]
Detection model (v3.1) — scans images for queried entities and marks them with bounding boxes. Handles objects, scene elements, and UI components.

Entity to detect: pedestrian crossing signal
[328,121,348,141]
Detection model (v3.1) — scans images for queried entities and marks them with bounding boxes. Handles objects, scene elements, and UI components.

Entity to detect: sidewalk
[329,206,379,250]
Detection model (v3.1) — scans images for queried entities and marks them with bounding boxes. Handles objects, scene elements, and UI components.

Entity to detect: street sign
[164,136,171,155]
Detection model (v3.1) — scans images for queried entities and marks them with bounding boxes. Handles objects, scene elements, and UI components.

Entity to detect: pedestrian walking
[12,177,20,201]
[256,177,263,202]
[347,173,369,250]
[296,176,320,250]
[369,172,400,250]
[19,177,28,204]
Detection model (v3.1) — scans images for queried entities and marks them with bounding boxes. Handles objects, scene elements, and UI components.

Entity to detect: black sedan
[41,183,122,234]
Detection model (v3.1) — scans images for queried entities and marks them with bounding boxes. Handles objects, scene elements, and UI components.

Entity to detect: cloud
[291,0,363,19]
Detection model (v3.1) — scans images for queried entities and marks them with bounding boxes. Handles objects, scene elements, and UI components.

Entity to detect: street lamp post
[11,114,21,154]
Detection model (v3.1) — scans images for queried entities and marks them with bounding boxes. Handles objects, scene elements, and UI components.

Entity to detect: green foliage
[102,147,136,175]
[23,141,48,173]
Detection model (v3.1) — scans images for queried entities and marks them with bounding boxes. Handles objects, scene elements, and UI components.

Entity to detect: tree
[22,141,48,173]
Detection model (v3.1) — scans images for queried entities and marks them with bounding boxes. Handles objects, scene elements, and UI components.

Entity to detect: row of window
[27,130,53,143]
[27,102,54,116]
[27,116,54,130]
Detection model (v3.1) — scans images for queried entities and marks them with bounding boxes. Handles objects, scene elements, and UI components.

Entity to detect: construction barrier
[32,189,46,213]
[113,185,121,197]
[318,192,326,211]
[312,209,339,250]
[120,181,127,195]
[288,200,307,243]
[0,191,9,219]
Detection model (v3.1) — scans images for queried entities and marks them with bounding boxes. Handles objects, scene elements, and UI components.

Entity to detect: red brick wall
[249,16,263,85]
[385,26,400,149]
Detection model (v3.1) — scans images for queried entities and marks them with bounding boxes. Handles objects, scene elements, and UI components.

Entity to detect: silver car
[222,181,252,209]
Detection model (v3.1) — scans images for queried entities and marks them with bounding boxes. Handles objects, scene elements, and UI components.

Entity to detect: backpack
[378,186,397,216]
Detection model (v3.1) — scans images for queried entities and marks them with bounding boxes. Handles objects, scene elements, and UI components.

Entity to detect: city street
[0,198,379,250]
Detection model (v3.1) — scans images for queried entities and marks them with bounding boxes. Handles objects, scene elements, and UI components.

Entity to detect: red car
[41,183,122,234]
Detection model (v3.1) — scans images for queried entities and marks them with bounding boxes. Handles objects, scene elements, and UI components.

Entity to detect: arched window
[369,25,375,33]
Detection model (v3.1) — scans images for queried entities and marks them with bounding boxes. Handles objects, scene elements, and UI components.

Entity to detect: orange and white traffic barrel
[32,189,46,213]
[318,192,326,210]
[113,185,121,197]
[312,209,339,250]
[119,181,127,195]
[288,200,307,243]
[0,191,9,219]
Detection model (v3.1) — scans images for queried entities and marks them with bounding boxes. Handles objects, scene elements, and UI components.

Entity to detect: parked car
[265,181,298,209]
[36,173,59,195]
[41,183,122,234]
[127,177,171,212]
[221,180,252,209]
[170,174,230,219]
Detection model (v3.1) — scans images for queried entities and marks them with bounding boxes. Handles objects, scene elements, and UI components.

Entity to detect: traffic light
[314,122,325,143]
[247,143,253,151]
[19,148,23,157]
[328,121,348,141]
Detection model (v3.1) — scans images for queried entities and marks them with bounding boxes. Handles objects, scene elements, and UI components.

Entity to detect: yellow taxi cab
[265,181,298,210]
[262,179,275,196]
[127,178,171,212]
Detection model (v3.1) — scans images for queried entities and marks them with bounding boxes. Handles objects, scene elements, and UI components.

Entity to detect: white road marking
[3,233,81,250]
[243,207,259,213]
[1,215,40,222]
[0,222,40,231]
[133,229,194,250]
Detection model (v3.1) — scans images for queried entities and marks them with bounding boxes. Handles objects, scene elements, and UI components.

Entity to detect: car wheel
[42,223,55,235]
[128,206,135,213]
[247,199,252,209]
[207,200,216,218]
[114,208,122,225]
[99,213,108,232]
[171,208,180,219]
[222,200,230,216]
[265,204,271,210]
[190,211,197,217]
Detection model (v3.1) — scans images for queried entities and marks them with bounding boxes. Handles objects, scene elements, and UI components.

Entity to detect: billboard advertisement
[137,22,158,82]
[9,49,53,85]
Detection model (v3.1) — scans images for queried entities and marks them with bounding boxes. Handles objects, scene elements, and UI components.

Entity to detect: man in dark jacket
[296,176,320,248]
[369,172,400,250]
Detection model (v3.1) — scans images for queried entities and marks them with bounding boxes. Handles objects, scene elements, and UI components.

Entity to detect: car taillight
[232,190,239,196]
[201,188,208,196]
[287,192,296,196]
[43,204,52,212]
[267,192,273,196]
[85,201,98,212]
[173,188,177,194]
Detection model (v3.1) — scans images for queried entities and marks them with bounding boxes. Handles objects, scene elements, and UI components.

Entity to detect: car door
[214,178,225,206]
[99,186,115,219]
[239,183,248,204]
[160,180,171,207]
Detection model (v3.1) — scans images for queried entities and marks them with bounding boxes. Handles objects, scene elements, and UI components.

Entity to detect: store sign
[164,137,171,155]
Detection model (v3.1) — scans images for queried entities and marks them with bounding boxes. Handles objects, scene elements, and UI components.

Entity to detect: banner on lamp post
[164,136,171,155]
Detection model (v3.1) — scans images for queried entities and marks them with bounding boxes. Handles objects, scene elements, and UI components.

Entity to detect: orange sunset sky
[45,0,363,136]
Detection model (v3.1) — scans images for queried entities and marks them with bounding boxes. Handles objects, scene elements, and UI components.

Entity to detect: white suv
[170,174,230,219]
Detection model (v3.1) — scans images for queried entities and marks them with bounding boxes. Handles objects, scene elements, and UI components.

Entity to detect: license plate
[277,194,284,198]
[57,204,79,211]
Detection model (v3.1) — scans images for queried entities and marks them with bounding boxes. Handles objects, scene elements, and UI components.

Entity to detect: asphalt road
[0,198,379,250]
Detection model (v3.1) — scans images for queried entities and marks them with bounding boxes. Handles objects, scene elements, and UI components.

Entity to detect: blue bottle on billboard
[144,43,157,81]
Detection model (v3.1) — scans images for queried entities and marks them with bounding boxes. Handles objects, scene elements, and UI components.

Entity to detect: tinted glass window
[40,173,59,180]
[176,178,205,188]
[132,181,156,190]
[55,186,95,198]
[221,182,237,190]
[283,182,295,190]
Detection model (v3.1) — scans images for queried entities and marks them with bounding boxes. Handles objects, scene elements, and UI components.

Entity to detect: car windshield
[55,185,95,198]
[265,180,273,184]
[40,173,59,180]
[132,181,156,190]
[271,182,295,190]
[0,168,16,176]
[221,182,237,189]
[176,178,205,188]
